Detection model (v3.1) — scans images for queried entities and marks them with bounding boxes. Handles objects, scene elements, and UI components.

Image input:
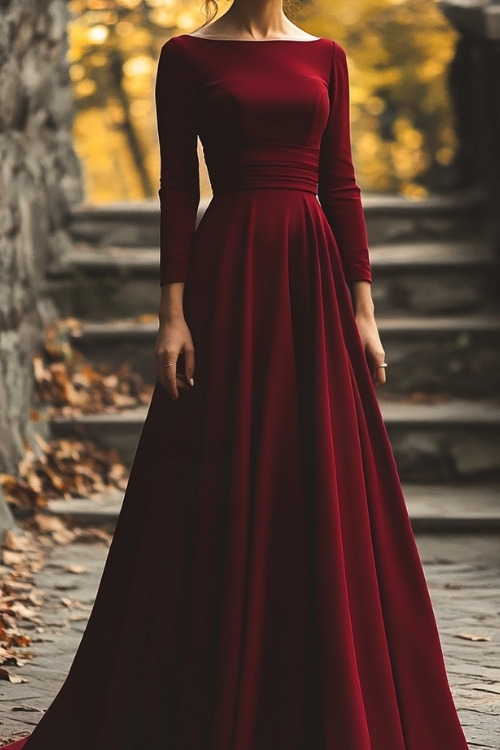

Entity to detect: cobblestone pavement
[417,535,500,750]
[1,534,499,748]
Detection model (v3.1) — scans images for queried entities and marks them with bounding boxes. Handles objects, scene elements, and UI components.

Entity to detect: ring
[163,362,176,368]
[377,363,388,368]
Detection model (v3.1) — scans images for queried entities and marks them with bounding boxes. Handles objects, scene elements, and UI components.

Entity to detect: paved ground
[417,535,500,749]
[0,532,499,748]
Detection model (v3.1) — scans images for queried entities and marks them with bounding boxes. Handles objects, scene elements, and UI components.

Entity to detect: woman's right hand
[154,314,195,400]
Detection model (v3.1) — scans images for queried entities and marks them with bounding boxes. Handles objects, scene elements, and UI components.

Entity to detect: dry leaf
[6,582,34,594]
[73,527,112,544]
[10,633,31,648]
[9,602,43,624]
[0,647,21,665]
[0,649,28,667]
[34,515,67,534]
[64,565,88,575]
[2,531,29,553]
[2,549,25,567]
[455,633,492,642]
[52,529,77,546]
[59,598,89,610]
[0,667,28,683]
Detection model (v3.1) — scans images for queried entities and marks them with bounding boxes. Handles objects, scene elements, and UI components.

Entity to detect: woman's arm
[154,38,199,398]
[318,42,386,387]
[156,282,195,399]
[351,281,386,387]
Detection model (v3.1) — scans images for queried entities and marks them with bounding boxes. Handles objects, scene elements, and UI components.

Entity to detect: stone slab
[49,400,500,429]
[41,484,500,535]
[48,400,500,480]
[69,314,500,342]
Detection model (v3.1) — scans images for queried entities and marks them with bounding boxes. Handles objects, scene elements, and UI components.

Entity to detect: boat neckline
[183,34,323,43]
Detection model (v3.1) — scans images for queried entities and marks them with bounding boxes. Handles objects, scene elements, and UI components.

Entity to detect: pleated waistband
[208,144,320,195]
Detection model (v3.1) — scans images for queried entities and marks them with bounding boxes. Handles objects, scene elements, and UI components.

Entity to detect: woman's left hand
[355,312,387,388]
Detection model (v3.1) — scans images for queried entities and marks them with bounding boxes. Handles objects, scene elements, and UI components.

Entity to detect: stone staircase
[44,192,500,531]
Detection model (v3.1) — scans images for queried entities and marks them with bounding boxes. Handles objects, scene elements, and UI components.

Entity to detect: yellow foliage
[68,0,458,201]
[73,108,146,202]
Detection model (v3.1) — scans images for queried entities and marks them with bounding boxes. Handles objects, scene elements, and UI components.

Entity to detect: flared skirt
[12,189,468,750]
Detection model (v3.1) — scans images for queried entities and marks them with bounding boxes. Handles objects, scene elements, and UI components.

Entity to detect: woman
[5,0,469,748]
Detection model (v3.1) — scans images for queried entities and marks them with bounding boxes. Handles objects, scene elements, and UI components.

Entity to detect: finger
[369,345,386,387]
[365,349,384,386]
[184,345,195,387]
[373,364,387,388]
[176,373,191,389]
[156,353,179,399]
[154,353,173,398]
[155,356,169,394]
[164,362,179,399]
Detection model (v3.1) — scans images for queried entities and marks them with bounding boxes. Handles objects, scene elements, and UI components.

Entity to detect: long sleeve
[318,42,372,284]
[155,37,200,285]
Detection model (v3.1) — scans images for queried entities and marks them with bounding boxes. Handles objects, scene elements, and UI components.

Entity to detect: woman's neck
[207,0,296,40]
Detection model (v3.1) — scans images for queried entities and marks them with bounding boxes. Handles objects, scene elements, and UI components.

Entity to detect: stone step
[379,314,500,397]
[43,483,500,534]
[46,247,161,320]
[68,190,484,249]
[370,240,497,315]
[402,484,500,532]
[69,200,161,248]
[46,239,497,319]
[55,238,493,275]
[67,314,500,398]
[381,398,500,482]
[49,399,500,483]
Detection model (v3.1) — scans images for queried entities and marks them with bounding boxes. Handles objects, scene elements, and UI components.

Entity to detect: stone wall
[0,0,83,474]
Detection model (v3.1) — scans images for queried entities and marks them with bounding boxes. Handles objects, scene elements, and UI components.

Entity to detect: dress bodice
[154,34,372,286]
[185,38,331,153]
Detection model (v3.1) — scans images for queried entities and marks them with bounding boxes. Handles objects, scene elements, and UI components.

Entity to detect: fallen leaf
[72,527,112,544]
[9,602,43,623]
[2,531,29,553]
[64,565,88,575]
[2,550,24,567]
[10,634,31,648]
[455,633,492,642]
[6,582,34,594]
[59,598,90,610]
[0,667,28,683]
[51,529,77,546]
[34,514,66,533]
[0,652,28,668]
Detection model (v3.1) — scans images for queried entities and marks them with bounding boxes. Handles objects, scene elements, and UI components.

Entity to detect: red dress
[6,35,469,750]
